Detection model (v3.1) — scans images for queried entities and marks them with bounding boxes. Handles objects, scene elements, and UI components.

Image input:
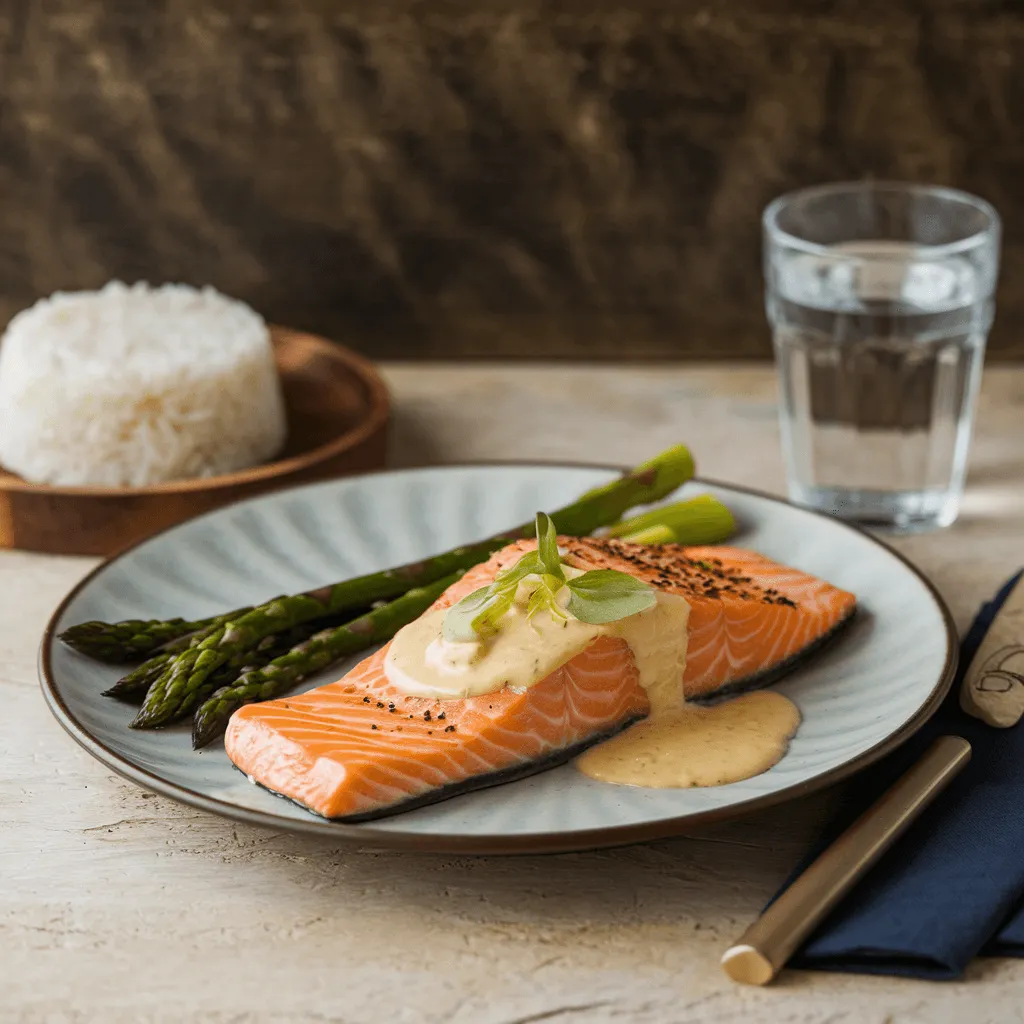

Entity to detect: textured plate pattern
[40,465,956,853]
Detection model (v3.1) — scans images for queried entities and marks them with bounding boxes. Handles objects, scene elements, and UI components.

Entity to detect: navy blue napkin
[771,571,1024,980]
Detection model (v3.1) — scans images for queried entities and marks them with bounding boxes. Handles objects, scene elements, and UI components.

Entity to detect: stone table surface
[3,363,1023,1024]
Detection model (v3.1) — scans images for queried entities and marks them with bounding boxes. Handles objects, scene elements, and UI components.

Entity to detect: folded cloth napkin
[770,571,1024,980]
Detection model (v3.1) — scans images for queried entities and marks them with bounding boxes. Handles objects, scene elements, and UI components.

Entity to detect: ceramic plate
[40,464,957,854]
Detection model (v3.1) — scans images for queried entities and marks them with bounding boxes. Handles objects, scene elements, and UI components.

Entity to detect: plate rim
[38,460,959,855]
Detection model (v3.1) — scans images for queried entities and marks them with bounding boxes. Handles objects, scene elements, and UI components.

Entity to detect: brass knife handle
[721,734,972,985]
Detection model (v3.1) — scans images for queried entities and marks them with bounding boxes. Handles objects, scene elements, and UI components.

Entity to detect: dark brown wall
[1,0,1021,360]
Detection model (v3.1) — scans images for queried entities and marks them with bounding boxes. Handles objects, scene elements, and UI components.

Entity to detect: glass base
[788,483,961,533]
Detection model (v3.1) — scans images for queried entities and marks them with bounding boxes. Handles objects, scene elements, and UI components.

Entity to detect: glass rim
[763,180,1001,261]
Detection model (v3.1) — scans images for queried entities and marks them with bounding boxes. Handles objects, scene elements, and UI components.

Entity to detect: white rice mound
[0,281,287,488]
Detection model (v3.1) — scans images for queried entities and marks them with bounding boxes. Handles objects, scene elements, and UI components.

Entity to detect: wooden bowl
[0,327,390,556]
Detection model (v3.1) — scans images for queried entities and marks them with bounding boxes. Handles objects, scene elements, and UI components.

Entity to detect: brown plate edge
[37,463,959,857]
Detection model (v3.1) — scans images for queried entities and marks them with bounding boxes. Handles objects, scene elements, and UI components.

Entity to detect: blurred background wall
[1,0,1021,360]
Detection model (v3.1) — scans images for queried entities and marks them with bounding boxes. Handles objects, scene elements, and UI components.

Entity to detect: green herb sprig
[442,513,655,642]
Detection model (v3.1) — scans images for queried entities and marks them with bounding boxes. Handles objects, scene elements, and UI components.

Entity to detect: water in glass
[769,240,990,530]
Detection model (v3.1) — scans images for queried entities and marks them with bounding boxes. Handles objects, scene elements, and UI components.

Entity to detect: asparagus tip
[191,719,221,750]
[635,443,696,482]
[101,687,146,703]
[129,707,167,730]
[607,493,735,545]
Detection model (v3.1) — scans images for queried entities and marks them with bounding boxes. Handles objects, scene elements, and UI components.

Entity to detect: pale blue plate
[40,464,957,854]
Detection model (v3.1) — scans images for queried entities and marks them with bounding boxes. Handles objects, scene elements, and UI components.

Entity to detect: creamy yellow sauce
[575,691,802,788]
[384,570,690,709]
[384,562,801,791]
[384,604,603,698]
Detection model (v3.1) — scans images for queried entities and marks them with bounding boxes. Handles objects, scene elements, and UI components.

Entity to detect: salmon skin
[226,538,855,821]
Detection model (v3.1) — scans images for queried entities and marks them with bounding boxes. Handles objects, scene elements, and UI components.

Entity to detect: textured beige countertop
[3,363,1023,1023]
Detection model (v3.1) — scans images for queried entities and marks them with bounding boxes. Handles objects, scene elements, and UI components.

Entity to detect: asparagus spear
[608,494,736,546]
[100,491,724,699]
[132,445,695,729]
[103,652,173,702]
[101,608,254,700]
[163,626,323,721]
[156,610,252,655]
[59,608,247,664]
[101,608,280,702]
[191,574,460,747]
[61,446,694,665]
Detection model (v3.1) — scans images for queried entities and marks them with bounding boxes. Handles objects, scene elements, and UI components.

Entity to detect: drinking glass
[763,182,1000,531]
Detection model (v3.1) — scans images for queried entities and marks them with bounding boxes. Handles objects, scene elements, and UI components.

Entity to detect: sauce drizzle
[575,691,801,788]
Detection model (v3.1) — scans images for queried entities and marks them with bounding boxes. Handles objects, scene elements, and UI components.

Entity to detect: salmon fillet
[559,539,857,698]
[226,635,646,820]
[226,538,855,820]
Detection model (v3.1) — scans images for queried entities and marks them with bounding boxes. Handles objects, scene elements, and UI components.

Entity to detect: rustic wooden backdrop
[1,0,1021,360]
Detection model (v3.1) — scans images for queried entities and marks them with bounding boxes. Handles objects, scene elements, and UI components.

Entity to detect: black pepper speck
[558,537,801,610]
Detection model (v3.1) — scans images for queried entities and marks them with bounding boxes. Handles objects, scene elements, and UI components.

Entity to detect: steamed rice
[0,281,287,487]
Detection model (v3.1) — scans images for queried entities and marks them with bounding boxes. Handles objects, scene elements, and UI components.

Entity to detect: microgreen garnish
[526,573,568,624]
[563,568,656,623]
[441,550,544,642]
[535,512,564,581]
[442,512,655,641]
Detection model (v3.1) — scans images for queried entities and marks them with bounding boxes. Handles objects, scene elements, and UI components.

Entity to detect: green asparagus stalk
[155,609,252,655]
[538,445,696,536]
[168,626,324,720]
[101,607,273,702]
[102,608,253,699]
[609,495,736,546]
[63,446,694,665]
[58,608,248,664]
[60,607,253,664]
[103,652,173,702]
[130,621,335,726]
[131,445,696,729]
[191,574,460,748]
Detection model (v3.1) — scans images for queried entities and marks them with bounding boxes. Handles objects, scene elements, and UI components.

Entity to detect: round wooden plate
[0,327,390,556]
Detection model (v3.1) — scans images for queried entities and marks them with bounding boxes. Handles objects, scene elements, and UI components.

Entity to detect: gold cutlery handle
[721,734,972,985]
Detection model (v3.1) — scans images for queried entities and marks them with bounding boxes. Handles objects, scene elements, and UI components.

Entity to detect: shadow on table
[232,787,843,933]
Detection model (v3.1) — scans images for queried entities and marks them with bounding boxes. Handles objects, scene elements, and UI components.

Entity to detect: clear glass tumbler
[763,182,1000,531]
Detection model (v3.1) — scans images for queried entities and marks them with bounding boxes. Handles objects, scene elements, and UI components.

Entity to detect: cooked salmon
[225,538,855,820]
[226,634,647,820]
[558,539,857,698]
